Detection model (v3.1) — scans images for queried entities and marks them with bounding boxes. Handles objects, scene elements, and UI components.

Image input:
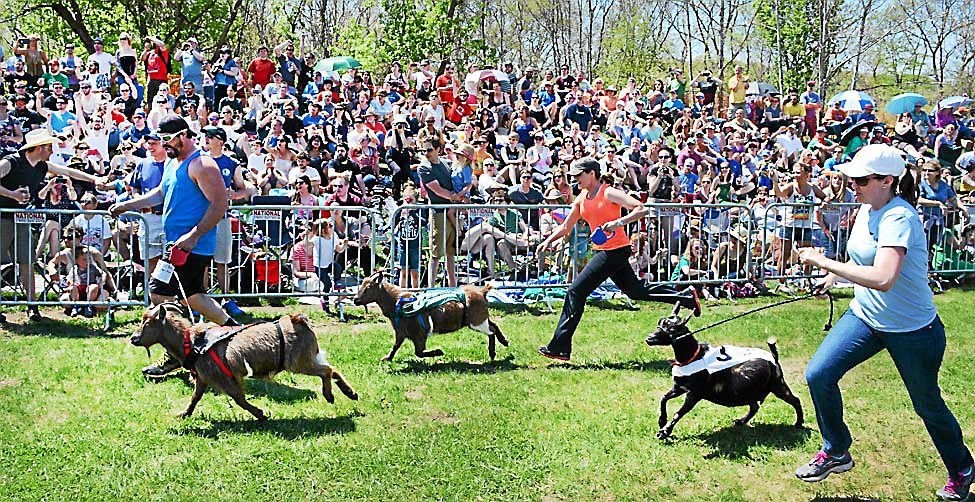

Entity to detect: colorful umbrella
[827,90,875,112]
[938,95,972,109]
[886,93,927,115]
[313,56,362,73]
[464,69,509,94]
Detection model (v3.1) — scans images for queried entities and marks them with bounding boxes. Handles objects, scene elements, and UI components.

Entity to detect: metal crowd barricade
[927,206,975,288]
[636,202,755,288]
[387,203,575,294]
[209,204,379,320]
[0,208,150,328]
[757,202,829,283]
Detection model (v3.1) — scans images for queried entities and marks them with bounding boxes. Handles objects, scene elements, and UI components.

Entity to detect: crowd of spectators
[3,32,975,306]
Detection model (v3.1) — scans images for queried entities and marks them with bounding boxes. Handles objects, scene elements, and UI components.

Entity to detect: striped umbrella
[827,90,875,112]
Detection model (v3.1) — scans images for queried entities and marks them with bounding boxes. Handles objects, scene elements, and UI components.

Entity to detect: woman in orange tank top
[536,157,701,361]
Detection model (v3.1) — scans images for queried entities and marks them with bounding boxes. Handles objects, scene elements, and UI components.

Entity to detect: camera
[54,176,66,183]
[18,38,29,48]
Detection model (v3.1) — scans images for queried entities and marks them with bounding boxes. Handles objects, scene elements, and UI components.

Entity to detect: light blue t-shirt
[180,52,204,89]
[847,196,936,332]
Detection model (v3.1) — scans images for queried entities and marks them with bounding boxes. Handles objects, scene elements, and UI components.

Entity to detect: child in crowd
[393,183,423,288]
[311,218,346,312]
[65,247,106,318]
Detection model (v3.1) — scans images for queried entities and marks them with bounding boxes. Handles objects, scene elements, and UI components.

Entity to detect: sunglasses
[852,175,886,186]
[158,130,185,142]
[659,155,672,159]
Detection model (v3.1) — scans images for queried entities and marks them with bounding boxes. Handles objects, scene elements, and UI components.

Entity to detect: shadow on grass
[246,379,320,403]
[548,359,672,372]
[688,422,812,460]
[0,315,111,338]
[144,372,328,404]
[391,354,520,375]
[171,413,359,439]
[809,496,880,502]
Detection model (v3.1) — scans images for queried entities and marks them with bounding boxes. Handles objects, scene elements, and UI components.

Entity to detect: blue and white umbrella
[827,90,875,112]
[938,95,972,109]
[886,93,928,115]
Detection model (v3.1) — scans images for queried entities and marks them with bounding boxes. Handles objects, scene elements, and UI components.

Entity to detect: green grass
[1,290,974,501]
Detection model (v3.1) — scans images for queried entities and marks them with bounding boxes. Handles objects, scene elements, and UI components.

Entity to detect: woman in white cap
[795,144,973,500]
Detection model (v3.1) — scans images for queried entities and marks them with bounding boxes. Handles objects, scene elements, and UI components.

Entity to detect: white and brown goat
[130,303,358,421]
[353,272,508,361]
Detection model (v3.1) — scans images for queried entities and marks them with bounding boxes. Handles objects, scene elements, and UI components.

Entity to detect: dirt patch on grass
[0,378,20,389]
[429,411,460,425]
[405,388,424,400]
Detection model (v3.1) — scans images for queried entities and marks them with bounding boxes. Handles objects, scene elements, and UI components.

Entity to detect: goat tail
[480,283,494,294]
[767,337,780,364]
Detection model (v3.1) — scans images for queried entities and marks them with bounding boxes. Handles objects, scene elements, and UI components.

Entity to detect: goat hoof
[324,393,335,404]
[177,411,192,419]
[656,429,671,440]
[733,419,747,427]
[794,420,804,428]
[349,392,359,401]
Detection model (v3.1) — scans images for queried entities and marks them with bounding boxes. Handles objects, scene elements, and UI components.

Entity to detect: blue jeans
[806,309,972,473]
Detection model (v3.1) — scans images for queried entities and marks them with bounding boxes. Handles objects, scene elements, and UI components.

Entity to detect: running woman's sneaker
[937,465,974,501]
[795,450,854,482]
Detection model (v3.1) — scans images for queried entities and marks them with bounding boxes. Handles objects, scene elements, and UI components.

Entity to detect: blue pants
[806,309,972,473]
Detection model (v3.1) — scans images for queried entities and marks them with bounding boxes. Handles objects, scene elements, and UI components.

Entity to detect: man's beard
[164,144,179,158]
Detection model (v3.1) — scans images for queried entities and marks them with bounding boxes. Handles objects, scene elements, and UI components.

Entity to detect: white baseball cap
[837,144,906,179]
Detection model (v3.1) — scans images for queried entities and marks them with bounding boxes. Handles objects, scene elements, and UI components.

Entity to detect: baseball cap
[837,144,906,178]
[157,115,196,139]
[566,157,600,176]
[203,126,227,141]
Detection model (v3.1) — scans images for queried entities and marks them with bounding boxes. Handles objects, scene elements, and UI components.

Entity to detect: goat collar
[673,344,703,367]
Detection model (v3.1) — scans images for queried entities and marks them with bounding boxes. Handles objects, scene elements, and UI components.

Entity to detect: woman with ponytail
[794,145,973,501]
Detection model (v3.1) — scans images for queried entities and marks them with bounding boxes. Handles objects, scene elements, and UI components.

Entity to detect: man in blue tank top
[110,116,238,377]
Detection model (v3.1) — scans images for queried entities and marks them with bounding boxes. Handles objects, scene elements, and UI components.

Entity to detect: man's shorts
[214,217,232,265]
[150,252,212,299]
[0,217,37,265]
[137,213,166,260]
[779,226,813,245]
[430,211,456,258]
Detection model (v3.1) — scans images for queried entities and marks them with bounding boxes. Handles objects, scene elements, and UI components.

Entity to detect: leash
[689,290,835,336]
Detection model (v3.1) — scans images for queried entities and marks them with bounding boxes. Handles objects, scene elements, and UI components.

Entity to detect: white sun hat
[837,144,906,178]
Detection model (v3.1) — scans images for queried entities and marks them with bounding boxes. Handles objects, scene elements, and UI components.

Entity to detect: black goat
[646,313,803,439]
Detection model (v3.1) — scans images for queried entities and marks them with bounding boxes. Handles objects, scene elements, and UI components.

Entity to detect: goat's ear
[158,304,168,319]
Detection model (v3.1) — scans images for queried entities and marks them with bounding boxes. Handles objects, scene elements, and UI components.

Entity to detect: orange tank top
[578,183,630,251]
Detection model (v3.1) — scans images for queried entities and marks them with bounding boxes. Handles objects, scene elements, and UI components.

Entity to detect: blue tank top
[515,122,534,146]
[210,154,238,189]
[161,150,217,256]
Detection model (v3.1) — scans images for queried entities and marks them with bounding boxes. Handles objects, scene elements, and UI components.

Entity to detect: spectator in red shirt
[436,64,460,104]
[246,46,277,89]
[141,36,170,102]
[447,89,475,125]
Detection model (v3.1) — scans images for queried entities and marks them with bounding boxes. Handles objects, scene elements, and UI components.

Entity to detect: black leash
[690,290,835,336]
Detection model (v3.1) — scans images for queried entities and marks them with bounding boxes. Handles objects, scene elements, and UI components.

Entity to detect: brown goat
[130,303,358,421]
[353,272,508,361]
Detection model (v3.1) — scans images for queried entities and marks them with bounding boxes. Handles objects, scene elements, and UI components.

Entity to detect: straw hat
[20,129,57,151]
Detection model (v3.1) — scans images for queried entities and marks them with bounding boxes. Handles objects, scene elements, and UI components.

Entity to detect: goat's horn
[679,313,693,326]
[671,303,682,317]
